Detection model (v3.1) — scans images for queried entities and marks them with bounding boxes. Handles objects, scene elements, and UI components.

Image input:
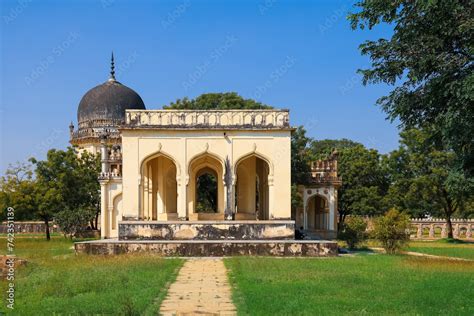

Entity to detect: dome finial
[109,52,116,81]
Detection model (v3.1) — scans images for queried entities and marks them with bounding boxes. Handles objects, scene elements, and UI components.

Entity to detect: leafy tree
[385,129,474,238]
[349,0,474,176]
[338,215,368,249]
[163,92,273,110]
[291,126,311,186]
[0,162,38,221]
[31,148,100,240]
[309,138,360,160]
[372,209,411,254]
[196,173,218,213]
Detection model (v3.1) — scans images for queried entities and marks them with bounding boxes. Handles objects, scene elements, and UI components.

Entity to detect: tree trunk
[95,212,99,230]
[337,212,345,231]
[44,218,51,241]
[442,189,457,239]
[446,216,453,239]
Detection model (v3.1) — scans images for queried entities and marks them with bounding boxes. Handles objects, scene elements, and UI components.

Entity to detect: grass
[225,255,474,315]
[408,240,474,260]
[0,237,183,315]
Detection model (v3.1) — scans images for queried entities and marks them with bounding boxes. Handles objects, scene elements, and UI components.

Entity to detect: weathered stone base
[119,220,295,241]
[74,239,338,257]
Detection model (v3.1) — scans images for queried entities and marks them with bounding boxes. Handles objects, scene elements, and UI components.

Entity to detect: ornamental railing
[123,109,290,129]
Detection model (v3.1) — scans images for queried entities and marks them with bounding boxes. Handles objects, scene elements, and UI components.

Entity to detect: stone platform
[76,220,338,256]
[74,239,338,256]
[119,220,295,240]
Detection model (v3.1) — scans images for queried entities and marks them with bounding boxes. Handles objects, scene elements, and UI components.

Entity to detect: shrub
[55,207,95,238]
[372,209,411,254]
[338,216,367,249]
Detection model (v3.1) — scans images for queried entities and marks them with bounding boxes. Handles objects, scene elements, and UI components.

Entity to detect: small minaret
[69,122,74,138]
[108,52,116,82]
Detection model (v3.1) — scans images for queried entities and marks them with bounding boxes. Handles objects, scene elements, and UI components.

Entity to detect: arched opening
[188,153,224,219]
[306,195,329,230]
[112,193,122,230]
[141,154,178,220]
[196,168,218,213]
[235,155,270,220]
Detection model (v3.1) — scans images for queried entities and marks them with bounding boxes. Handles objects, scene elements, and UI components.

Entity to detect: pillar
[177,179,187,220]
[268,175,274,219]
[100,181,108,239]
[429,224,435,238]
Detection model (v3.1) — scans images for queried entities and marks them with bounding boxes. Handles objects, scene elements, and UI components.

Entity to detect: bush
[55,207,95,238]
[372,209,411,254]
[338,216,368,249]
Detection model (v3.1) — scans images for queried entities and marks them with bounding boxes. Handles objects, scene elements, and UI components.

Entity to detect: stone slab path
[159,258,237,315]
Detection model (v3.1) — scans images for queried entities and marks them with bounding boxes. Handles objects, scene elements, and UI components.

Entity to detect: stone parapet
[123,109,292,130]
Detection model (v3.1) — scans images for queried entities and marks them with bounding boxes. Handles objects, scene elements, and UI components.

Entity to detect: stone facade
[297,152,341,239]
[74,239,338,256]
[119,220,295,240]
[81,109,294,239]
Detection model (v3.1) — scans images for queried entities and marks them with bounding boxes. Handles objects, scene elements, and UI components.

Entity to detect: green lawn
[408,240,474,260]
[225,255,474,315]
[0,237,183,315]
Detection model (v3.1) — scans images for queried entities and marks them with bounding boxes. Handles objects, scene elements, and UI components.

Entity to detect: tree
[31,148,100,240]
[372,209,411,254]
[309,138,360,160]
[338,215,368,250]
[0,162,38,221]
[163,92,273,110]
[349,0,474,176]
[309,141,390,225]
[291,126,311,186]
[386,129,474,237]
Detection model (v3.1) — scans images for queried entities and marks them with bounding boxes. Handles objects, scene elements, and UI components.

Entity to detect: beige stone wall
[120,129,291,222]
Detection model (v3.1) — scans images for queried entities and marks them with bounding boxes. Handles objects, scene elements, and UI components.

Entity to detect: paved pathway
[159,258,237,315]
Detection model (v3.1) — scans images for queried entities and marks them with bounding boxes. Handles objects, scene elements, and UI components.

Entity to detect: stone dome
[77,78,145,127]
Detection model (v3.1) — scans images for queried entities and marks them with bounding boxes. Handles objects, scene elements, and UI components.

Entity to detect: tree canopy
[385,129,474,237]
[349,0,474,176]
[163,92,273,110]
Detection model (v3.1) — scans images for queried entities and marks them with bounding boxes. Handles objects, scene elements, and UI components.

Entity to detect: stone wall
[119,220,295,240]
[0,222,60,234]
[411,218,473,239]
[75,240,338,256]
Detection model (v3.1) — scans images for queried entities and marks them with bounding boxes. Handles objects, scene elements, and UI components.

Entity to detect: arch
[234,150,274,178]
[140,152,178,220]
[305,194,330,231]
[140,149,181,177]
[187,152,225,218]
[187,150,225,174]
[112,193,122,230]
[235,153,270,220]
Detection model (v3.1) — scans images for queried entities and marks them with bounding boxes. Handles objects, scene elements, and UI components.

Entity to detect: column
[268,175,274,219]
[143,167,148,220]
[329,188,335,231]
[100,181,108,239]
[177,180,187,220]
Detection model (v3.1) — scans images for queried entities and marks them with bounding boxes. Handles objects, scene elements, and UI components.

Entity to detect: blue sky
[0,0,399,174]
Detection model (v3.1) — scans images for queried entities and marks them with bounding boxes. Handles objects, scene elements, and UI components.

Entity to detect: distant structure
[297,152,342,239]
